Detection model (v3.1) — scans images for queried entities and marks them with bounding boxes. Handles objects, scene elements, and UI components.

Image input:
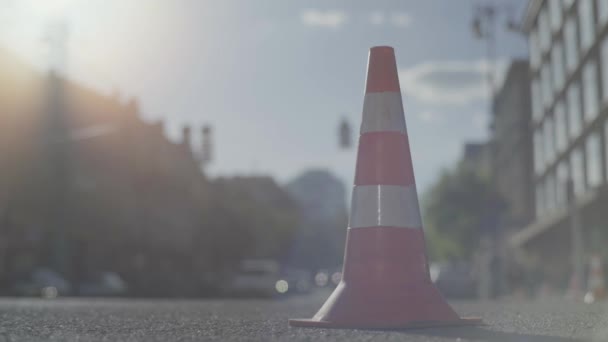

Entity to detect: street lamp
[470,2,523,299]
[471,4,522,95]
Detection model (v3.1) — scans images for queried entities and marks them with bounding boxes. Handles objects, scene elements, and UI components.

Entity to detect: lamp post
[470,2,523,299]
[471,3,522,99]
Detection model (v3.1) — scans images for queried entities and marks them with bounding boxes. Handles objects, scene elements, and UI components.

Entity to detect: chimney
[201,124,212,165]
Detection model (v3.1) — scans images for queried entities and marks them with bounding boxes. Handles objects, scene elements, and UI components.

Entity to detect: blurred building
[514,0,608,285]
[0,46,212,295]
[461,142,492,176]
[284,170,348,271]
[491,60,535,230]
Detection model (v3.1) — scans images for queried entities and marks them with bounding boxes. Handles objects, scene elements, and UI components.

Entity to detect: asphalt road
[1,290,607,341]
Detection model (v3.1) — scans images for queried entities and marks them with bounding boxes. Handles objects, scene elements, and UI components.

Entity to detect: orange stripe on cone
[289,46,481,329]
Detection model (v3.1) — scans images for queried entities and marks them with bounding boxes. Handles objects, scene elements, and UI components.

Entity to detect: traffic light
[339,118,351,149]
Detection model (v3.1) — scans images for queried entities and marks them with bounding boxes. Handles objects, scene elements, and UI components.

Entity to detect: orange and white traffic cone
[289,46,481,329]
[584,255,606,304]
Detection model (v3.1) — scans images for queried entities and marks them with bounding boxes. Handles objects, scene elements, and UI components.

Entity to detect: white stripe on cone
[361,92,407,134]
[349,184,422,229]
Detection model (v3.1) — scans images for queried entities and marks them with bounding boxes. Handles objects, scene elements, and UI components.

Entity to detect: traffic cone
[584,255,606,304]
[289,46,481,329]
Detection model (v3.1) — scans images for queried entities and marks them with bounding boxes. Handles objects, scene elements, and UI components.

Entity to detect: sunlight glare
[25,0,76,20]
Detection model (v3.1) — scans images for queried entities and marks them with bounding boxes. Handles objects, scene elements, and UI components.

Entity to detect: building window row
[583,59,599,123]
[549,0,563,32]
[552,41,566,92]
[606,120,608,177]
[587,132,603,187]
[541,63,553,108]
[600,0,608,27]
[539,7,552,54]
[532,79,543,121]
[564,16,579,72]
[530,30,541,69]
[570,146,585,197]
[601,37,608,100]
[535,124,607,218]
[544,116,556,166]
[579,0,595,52]
[555,101,568,152]
[567,81,582,139]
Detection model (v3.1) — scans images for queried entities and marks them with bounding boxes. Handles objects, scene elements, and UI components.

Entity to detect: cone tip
[366,46,400,93]
[370,46,394,53]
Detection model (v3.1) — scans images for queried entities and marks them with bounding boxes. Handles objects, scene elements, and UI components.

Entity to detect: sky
[0,0,529,192]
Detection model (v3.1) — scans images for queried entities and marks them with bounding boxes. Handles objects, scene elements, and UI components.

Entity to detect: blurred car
[314,270,329,287]
[281,269,312,294]
[13,268,71,298]
[431,262,477,299]
[225,259,283,297]
[330,269,342,287]
[78,272,128,297]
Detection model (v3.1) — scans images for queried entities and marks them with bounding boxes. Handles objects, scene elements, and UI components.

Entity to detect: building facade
[515,0,608,285]
[491,60,535,229]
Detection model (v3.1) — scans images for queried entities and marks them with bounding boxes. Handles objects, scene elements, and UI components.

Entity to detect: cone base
[289,228,481,330]
[289,316,482,329]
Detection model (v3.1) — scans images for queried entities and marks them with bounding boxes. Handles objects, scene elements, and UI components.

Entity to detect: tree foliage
[423,164,505,261]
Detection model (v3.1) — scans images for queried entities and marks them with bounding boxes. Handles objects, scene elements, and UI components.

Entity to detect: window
[539,7,552,53]
[555,100,568,152]
[586,132,603,188]
[579,0,595,51]
[556,161,569,207]
[545,171,556,212]
[541,63,553,108]
[551,41,565,92]
[606,120,608,181]
[544,115,555,166]
[601,36,608,100]
[534,129,544,175]
[583,59,599,123]
[571,147,586,197]
[530,30,542,70]
[600,0,608,27]
[549,0,563,32]
[564,17,578,73]
[532,78,543,122]
[536,181,545,217]
[567,81,582,138]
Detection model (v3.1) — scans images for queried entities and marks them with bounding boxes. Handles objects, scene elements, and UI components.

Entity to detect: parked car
[78,272,128,297]
[13,268,71,298]
[431,262,477,299]
[225,259,283,297]
[282,269,312,294]
[314,269,330,287]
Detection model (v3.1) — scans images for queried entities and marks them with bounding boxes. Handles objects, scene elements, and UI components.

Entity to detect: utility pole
[471,3,521,101]
[470,2,522,299]
[43,20,73,282]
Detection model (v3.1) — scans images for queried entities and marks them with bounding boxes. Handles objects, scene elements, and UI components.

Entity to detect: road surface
[0,290,606,341]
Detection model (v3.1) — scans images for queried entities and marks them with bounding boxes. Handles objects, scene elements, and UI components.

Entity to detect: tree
[423,164,505,261]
